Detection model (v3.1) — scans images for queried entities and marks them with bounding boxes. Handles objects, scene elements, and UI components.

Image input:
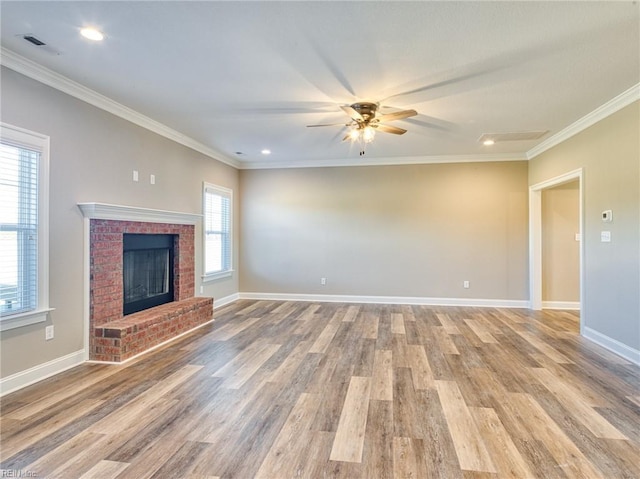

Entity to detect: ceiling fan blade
[307,122,350,127]
[341,105,364,121]
[376,109,418,122]
[375,124,407,135]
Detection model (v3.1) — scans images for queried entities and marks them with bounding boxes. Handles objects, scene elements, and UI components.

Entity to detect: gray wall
[542,181,580,303]
[239,161,529,301]
[529,101,640,352]
[0,67,240,378]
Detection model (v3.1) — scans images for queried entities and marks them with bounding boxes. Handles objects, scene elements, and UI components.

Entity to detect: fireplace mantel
[78,202,201,225]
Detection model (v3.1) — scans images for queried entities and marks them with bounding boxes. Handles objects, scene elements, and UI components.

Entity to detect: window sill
[202,270,234,283]
[0,307,55,331]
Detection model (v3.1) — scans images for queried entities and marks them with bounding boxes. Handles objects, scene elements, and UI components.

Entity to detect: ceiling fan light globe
[363,126,376,143]
[349,129,361,141]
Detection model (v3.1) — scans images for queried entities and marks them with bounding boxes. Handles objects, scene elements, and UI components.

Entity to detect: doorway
[529,169,583,333]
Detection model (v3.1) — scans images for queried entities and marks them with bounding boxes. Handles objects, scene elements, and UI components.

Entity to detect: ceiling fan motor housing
[351,102,378,121]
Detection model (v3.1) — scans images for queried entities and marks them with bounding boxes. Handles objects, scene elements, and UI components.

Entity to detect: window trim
[0,123,52,331]
[202,182,233,282]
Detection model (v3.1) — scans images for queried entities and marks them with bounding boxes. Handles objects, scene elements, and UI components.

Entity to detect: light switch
[601,231,611,242]
[133,170,139,182]
[150,174,156,185]
[575,233,581,241]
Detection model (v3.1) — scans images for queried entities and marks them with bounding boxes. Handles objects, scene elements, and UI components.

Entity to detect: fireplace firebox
[123,233,175,315]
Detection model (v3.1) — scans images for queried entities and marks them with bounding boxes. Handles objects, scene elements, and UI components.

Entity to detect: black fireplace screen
[123,234,175,315]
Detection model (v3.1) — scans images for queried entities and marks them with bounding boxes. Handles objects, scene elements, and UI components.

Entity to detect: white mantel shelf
[78,202,202,225]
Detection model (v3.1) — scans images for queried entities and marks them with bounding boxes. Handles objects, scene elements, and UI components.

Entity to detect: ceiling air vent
[19,34,61,55]
[479,131,549,144]
[23,35,46,46]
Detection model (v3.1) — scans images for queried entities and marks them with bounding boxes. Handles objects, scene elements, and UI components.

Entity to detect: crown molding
[1,48,241,169]
[239,153,527,170]
[526,83,640,160]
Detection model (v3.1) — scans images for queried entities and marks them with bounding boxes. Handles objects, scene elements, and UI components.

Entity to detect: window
[0,123,51,331]
[203,183,232,280]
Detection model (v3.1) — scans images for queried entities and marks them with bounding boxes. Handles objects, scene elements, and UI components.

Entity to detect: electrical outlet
[321,277,327,285]
[45,325,54,341]
[463,281,470,289]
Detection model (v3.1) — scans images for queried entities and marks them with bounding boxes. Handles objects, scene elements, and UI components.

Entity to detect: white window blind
[0,123,50,330]
[203,183,232,278]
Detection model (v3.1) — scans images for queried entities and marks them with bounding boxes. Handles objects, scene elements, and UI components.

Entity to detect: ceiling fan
[307,102,417,151]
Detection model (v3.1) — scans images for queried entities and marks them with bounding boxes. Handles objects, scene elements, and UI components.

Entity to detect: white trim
[542,301,580,310]
[0,122,51,331]
[583,327,640,366]
[240,153,526,170]
[527,83,640,159]
[0,349,85,397]
[529,168,584,338]
[213,293,240,308]
[202,183,233,277]
[0,307,54,331]
[77,202,202,225]
[0,48,240,169]
[239,292,529,308]
[87,318,215,365]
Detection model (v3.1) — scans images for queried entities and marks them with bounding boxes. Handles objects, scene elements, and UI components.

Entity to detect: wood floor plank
[220,343,280,389]
[342,305,360,322]
[254,392,321,479]
[207,315,262,341]
[437,313,461,334]
[463,319,498,344]
[78,459,130,479]
[507,392,604,478]
[431,326,460,354]
[6,364,124,421]
[393,437,428,479]
[406,344,435,390]
[435,380,496,473]
[1,398,106,461]
[391,313,406,334]
[309,309,344,353]
[329,376,372,463]
[529,367,628,439]
[470,407,536,478]
[517,330,574,364]
[370,350,393,401]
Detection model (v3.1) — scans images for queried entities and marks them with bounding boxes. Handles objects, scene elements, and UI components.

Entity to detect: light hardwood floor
[1,301,639,478]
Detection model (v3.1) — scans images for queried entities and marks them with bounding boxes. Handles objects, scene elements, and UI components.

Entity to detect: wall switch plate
[45,325,54,340]
[601,231,611,242]
[575,233,581,241]
[133,170,139,182]
[150,174,156,185]
[463,280,470,289]
[321,277,327,285]
[602,210,612,222]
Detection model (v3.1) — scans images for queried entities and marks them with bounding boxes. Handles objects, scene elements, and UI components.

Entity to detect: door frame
[529,168,584,332]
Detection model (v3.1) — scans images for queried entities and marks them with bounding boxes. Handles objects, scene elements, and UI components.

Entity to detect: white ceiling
[1,1,638,168]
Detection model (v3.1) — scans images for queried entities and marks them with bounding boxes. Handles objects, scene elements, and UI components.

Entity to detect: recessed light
[261,149,271,155]
[483,139,495,146]
[80,27,104,41]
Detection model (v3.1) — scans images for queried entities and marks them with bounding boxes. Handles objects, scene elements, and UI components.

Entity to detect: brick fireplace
[79,203,213,362]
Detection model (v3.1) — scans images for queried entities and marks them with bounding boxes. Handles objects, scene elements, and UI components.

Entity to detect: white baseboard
[214,293,240,308]
[0,349,86,397]
[239,292,529,309]
[542,301,580,310]
[583,327,640,366]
